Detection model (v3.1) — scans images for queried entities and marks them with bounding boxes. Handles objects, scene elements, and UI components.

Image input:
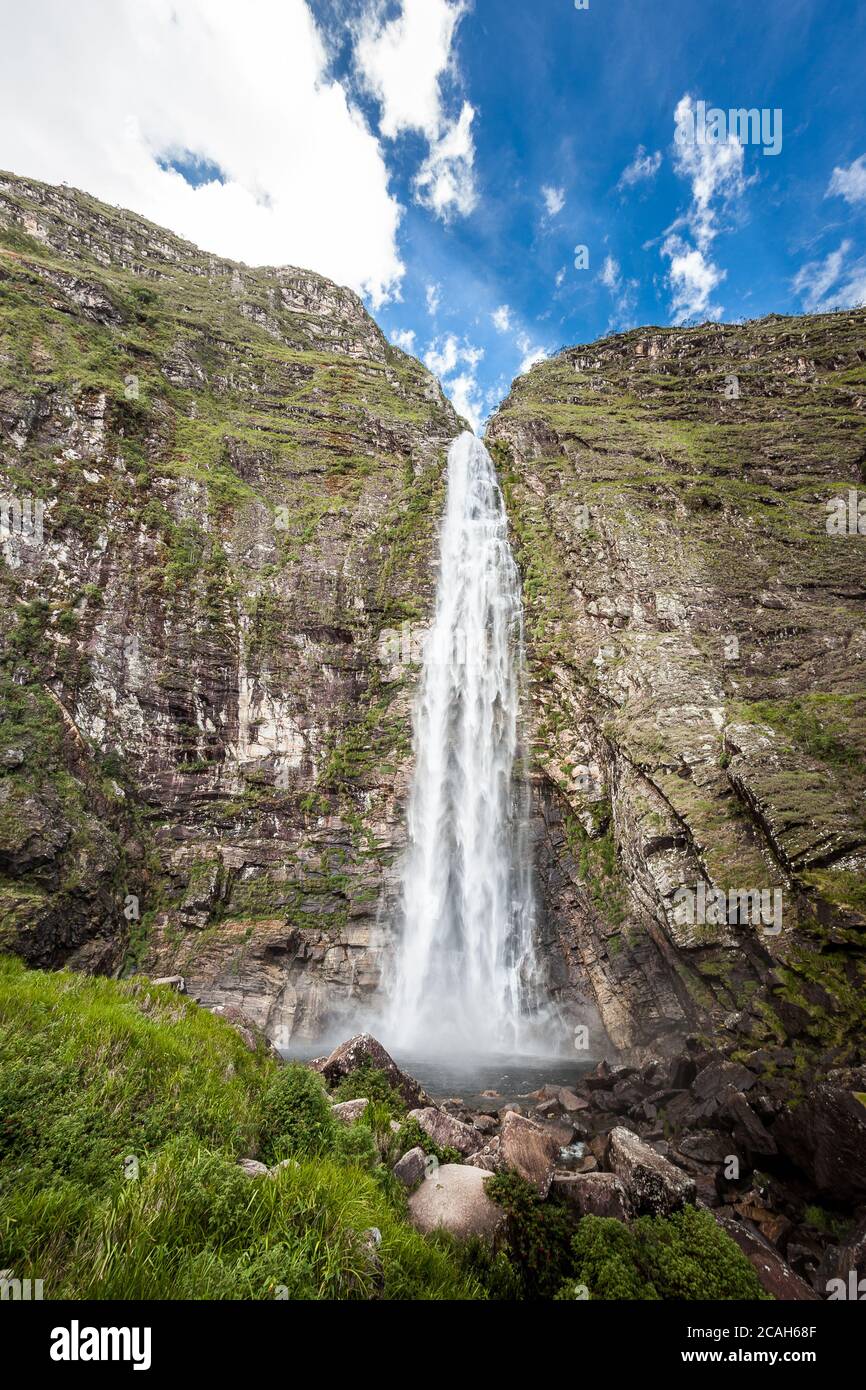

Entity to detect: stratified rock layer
[487,313,866,1058]
[0,172,462,1040]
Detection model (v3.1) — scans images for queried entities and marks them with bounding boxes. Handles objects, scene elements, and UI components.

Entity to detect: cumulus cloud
[354,0,476,220]
[414,100,477,219]
[662,239,725,323]
[0,0,405,307]
[491,304,513,332]
[542,184,565,216]
[792,240,866,312]
[425,282,442,315]
[618,145,662,189]
[827,154,866,205]
[423,333,484,431]
[390,326,416,351]
[660,93,748,322]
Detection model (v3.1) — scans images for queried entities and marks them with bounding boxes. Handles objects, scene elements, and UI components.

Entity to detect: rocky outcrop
[487,312,866,1062]
[319,1033,432,1108]
[0,173,461,1041]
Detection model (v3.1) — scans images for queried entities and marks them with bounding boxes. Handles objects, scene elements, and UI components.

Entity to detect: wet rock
[774,1068,866,1202]
[407,1165,505,1242]
[714,1215,820,1301]
[606,1126,696,1215]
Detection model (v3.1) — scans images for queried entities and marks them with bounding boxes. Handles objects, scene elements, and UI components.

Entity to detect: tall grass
[0,956,483,1299]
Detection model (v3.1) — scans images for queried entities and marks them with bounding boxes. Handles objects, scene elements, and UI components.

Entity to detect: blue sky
[315,0,866,426]
[2,0,865,428]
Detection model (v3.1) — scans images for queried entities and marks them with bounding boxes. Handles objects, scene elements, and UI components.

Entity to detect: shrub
[331,1062,407,1120]
[568,1208,772,1301]
[486,1171,574,1299]
[258,1064,337,1163]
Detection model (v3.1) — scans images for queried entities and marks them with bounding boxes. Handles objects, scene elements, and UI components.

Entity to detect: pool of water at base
[284,1048,596,1111]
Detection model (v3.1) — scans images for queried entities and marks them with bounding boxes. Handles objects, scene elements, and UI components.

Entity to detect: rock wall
[0,172,461,1042]
[487,313,866,1062]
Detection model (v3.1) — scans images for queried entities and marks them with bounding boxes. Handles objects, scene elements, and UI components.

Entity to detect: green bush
[568,1208,772,1301]
[486,1171,574,1299]
[259,1065,337,1162]
[331,1062,407,1120]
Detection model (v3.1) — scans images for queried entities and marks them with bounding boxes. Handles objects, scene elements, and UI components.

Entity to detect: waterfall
[384,431,551,1057]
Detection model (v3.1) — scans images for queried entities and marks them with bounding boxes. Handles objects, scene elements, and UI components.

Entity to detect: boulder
[498,1111,560,1196]
[470,1113,499,1135]
[332,1098,369,1125]
[692,1058,757,1100]
[551,1171,633,1221]
[407,1165,505,1242]
[320,1034,431,1108]
[773,1068,866,1202]
[714,1214,820,1301]
[237,1158,269,1178]
[407,1106,484,1156]
[558,1087,589,1112]
[606,1126,696,1215]
[393,1146,427,1190]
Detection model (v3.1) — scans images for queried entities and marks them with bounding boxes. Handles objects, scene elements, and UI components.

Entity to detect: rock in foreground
[407,1166,505,1243]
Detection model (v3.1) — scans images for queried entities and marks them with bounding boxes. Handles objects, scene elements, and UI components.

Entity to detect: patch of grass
[0,957,485,1300]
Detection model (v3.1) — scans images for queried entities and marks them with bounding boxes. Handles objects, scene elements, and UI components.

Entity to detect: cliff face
[0,173,460,1043]
[3,172,865,1070]
[488,313,866,1061]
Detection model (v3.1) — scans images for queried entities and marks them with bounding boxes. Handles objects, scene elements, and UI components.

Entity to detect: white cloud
[426,282,441,315]
[599,254,639,329]
[414,100,477,219]
[516,331,547,375]
[618,145,662,189]
[390,326,416,351]
[542,184,565,216]
[423,332,485,430]
[827,154,866,205]
[661,236,725,323]
[354,0,476,221]
[792,239,866,312]
[555,266,566,288]
[671,95,747,252]
[0,0,406,307]
[600,254,620,290]
[659,94,749,323]
[448,371,484,433]
[491,304,512,332]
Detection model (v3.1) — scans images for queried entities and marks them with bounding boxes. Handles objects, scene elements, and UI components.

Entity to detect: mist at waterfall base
[374,431,566,1068]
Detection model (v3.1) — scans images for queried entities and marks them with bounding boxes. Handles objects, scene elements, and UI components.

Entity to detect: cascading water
[384,431,552,1057]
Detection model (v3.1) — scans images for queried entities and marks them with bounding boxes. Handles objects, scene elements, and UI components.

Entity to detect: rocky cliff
[488,313,866,1068]
[0,172,461,1044]
[2,172,865,1075]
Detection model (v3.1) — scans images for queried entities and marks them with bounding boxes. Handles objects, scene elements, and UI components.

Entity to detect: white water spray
[385,432,550,1056]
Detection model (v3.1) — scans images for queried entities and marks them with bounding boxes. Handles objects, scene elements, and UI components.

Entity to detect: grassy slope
[0,955,768,1301]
